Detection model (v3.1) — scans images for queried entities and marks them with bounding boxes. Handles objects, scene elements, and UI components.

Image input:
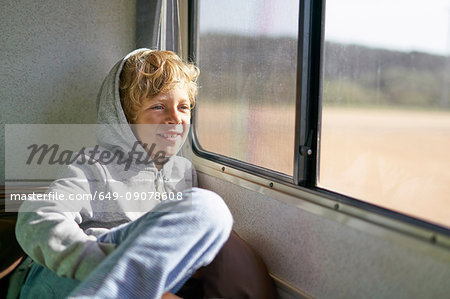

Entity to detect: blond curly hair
[119,50,200,123]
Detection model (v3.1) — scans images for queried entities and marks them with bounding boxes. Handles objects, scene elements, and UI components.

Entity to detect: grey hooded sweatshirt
[15,49,196,281]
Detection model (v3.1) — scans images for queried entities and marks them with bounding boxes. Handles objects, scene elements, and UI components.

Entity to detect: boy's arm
[15,163,115,281]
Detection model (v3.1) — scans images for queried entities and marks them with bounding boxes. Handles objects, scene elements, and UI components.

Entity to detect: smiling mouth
[157,133,182,142]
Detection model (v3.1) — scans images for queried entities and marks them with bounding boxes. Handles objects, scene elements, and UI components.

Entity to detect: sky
[199,0,450,56]
[199,0,299,37]
[325,0,450,56]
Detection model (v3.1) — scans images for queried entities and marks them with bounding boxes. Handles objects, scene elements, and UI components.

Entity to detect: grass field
[197,103,450,228]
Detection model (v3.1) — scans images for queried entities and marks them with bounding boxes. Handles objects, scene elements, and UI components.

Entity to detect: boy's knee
[188,188,233,234]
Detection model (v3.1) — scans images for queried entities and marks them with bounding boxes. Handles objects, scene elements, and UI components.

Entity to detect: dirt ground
[197,103,450,228]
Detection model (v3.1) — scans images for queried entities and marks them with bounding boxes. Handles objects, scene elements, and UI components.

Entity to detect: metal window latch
[300,145,312,156]
[299,130,313,156]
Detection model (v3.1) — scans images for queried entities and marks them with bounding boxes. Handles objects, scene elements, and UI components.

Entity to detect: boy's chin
[158,147,176,157]
[151,143,183,162]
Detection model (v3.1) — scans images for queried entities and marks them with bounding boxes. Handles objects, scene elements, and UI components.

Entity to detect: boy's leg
[69,188,232,299]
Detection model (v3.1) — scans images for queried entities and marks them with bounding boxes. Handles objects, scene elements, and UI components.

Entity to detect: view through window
[195,0,299,175]
[319,0,450,228]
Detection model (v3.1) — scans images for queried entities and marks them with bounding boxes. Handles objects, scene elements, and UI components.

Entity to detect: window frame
[187,0,450,237]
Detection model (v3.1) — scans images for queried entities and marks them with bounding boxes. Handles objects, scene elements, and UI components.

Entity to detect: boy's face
[132,84,191,161]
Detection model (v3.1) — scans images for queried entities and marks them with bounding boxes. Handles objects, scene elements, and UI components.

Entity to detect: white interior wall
[0,0,137,184]
[197,172,450,298]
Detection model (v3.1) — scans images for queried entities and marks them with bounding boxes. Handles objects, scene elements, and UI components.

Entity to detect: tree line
[197,33,449,110]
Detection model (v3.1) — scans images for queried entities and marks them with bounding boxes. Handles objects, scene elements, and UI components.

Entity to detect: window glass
[319,0,450,227]
[195,0,299,175]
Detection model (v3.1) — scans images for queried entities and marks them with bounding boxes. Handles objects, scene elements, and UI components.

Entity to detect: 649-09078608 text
[9,191,184,202]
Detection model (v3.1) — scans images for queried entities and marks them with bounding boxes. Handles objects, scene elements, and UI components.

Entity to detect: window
[319,0,450,228]
[191,0,450,230]
[193,0,299,176]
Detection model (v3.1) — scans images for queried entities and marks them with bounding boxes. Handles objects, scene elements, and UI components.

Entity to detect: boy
[15,49,233,298]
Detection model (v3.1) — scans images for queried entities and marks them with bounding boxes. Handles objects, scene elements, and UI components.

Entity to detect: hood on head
[95,48,151,156]
[94,49,190,171]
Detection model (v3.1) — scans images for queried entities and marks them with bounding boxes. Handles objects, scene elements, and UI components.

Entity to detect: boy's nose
[166,108,182,124]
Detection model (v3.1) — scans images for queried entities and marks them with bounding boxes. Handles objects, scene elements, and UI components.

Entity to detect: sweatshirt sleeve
[15,162,116,281]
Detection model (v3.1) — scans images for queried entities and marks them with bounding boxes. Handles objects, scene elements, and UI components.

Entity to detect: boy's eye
[151,105,164,110]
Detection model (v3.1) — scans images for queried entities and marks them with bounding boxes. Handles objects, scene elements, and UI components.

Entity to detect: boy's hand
[162,292,182,299]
